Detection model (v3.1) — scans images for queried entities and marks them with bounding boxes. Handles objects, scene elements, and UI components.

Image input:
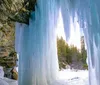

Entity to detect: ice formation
[15,0,100,85]
[0,66,4,79]
[15,0,59,85]
[60,0,100,85]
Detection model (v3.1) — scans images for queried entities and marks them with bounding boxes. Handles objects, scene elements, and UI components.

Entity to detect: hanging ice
[0,66,4,79]
[15,0,60,85]
[15,0,100,85]
[60,0,100,85]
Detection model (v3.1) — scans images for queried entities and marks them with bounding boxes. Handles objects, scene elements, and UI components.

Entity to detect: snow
[3,78,18,85]
[0,78,18,85]
[0,67,88,85]
[56,69,89,85]
[58,69,88,80]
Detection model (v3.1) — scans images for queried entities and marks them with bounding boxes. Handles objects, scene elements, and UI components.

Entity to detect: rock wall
[0,22,18,79]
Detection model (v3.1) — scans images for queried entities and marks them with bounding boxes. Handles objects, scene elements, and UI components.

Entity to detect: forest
[57,37,88,70]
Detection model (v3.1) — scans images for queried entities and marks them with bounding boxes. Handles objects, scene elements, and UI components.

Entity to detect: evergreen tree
[57,37,88,69]
[57,37,67,69]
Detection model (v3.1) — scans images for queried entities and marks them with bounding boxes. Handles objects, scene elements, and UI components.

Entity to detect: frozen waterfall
[15,0,59,85]
[15,0,100,85]
[59,0,100,85]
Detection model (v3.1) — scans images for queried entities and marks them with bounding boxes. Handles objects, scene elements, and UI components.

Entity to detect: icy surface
[0,66,4,79]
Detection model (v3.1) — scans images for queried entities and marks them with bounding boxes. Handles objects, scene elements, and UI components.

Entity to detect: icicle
[15,0,100,85]
[60,0,100,85]
[15,0,59,85]
[60,0,71,41]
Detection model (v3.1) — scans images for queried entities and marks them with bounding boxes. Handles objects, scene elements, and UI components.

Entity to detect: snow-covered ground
[0,66,17,85]
[0,66,88,85]
[54,69,89,85]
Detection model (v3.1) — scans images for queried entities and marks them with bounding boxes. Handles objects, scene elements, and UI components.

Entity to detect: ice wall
[15,0,59,85]
[15,0,100,85]
[60,0,100,85]
[0,66,4,79]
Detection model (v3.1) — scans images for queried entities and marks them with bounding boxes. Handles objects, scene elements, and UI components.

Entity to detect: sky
[56,11,83,50]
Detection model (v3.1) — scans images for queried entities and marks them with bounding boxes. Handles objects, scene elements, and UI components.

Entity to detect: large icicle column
[15,0,59,85]
[59,0,100,85]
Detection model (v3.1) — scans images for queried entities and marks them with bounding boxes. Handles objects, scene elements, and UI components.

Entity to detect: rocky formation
[0,0,36,24]
[0,21,18,79]
[11,68,18,80]
[0,21,17,68]
[0,47,18,79]
[4,67,18,80]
